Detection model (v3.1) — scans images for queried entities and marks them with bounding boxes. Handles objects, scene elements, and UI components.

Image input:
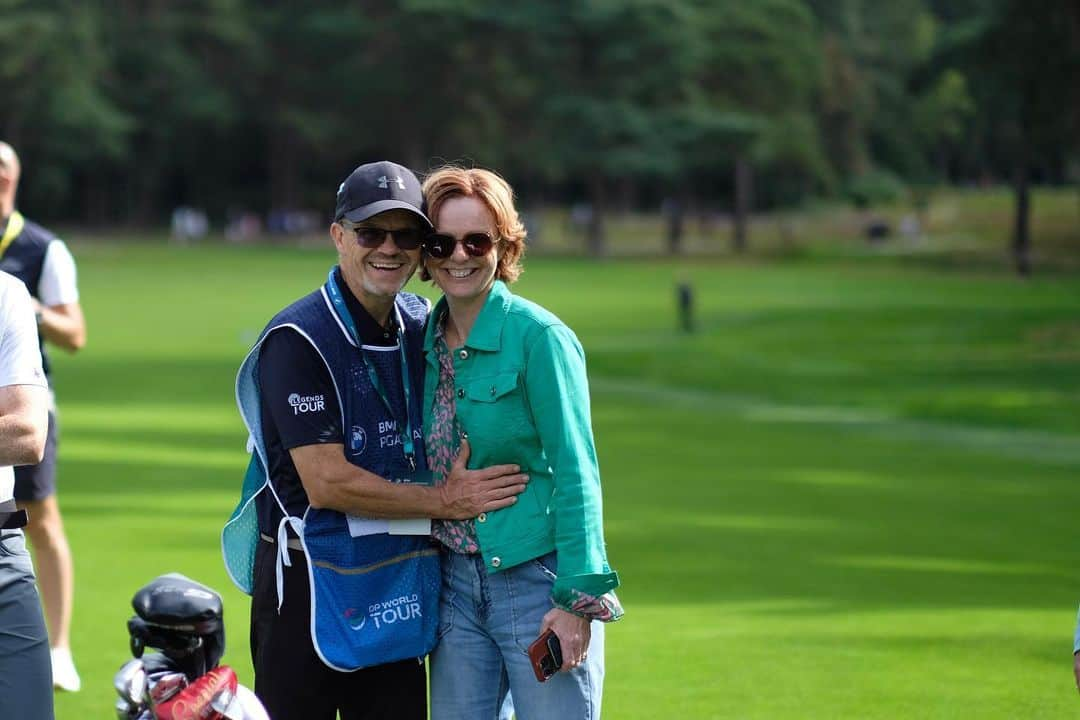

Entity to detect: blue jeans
[430,549,605,720]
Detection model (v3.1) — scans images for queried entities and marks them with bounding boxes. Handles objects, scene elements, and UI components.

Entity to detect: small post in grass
[676,279,694,334]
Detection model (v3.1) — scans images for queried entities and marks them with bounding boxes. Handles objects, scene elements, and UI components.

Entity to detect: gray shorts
[0,529,53,719]
[14,411,58,502]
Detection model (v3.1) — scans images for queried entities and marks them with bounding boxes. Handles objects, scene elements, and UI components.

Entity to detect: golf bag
[113,573,268,720]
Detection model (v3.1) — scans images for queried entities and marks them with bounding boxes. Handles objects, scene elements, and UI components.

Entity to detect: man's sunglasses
[422,231,496,259]
[342,223,425,250]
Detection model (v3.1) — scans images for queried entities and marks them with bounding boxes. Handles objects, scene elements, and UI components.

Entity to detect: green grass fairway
[48,242,1079,718]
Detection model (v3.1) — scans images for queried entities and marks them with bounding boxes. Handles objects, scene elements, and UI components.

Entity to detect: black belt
[0,499,28,530]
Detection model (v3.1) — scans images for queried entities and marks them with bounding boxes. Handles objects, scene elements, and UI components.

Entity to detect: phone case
[528,629,563,682]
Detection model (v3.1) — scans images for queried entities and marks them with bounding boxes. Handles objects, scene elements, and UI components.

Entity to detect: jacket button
[490,386,497,396]
[459,349,469,360]
[477,513,486,523]
[457,388,465,399]
[491,556,501,568]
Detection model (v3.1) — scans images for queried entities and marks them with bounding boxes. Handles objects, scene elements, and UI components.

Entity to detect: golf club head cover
[213,684,270,720]
[151,666,237,720]
[129,573,226,679]
[132,573,223,632]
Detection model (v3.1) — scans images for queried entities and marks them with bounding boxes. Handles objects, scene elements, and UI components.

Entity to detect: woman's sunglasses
[342,223,425,250]
[422,231,496,259]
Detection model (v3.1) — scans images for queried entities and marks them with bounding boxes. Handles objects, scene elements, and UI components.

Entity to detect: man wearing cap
[0,271,52,720]
[0,141,86,693]
[224,161,529,720]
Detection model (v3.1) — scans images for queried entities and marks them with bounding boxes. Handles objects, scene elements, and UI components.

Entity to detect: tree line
[0,0,1076,271]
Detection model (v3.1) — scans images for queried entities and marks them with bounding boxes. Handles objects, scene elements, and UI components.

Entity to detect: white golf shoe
[51,647,81,692]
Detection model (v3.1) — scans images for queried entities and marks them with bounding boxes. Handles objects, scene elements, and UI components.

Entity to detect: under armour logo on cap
[377,176,406,190]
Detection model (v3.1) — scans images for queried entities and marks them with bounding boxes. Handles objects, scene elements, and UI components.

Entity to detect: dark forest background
[1,0,1077,270]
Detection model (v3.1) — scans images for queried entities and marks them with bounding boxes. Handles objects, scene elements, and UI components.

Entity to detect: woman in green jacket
[420,166,621,719]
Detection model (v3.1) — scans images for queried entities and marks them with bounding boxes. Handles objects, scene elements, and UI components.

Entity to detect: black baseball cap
[334,161,432,228]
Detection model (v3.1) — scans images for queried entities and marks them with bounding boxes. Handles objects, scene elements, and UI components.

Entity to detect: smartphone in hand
[528,629,563,682]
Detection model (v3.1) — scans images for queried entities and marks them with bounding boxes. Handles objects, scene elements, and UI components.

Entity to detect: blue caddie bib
[224,270,438,670]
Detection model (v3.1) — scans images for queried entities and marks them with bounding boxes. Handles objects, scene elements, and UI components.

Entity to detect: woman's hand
[539,607,590,671]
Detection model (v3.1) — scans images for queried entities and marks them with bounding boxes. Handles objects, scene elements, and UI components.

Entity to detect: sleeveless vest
[223,270,438,671]
[0,212,53,376]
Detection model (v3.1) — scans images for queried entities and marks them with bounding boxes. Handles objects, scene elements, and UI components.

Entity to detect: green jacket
[422,280,619,607]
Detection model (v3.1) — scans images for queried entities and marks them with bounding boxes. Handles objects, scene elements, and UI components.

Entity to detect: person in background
[420,166,622,719]
[0,141,86,693]
[0,270,53,719]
